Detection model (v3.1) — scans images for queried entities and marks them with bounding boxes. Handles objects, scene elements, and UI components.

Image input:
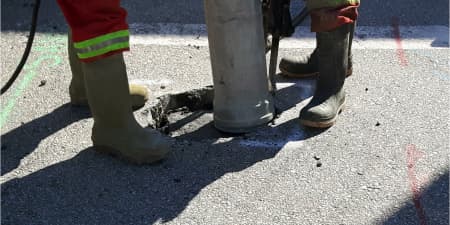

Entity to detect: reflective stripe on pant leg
[74,30,130,60]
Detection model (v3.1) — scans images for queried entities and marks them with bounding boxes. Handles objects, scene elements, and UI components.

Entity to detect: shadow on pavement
[0,78,325,225]
[1,104,91,175]
[382,171,449,225]
[164,74,316,142]
[1,121,322,225]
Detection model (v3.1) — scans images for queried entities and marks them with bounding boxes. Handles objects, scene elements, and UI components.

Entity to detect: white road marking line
[239,128,306,149]
[129,23,449,50]
[130,78,174,86]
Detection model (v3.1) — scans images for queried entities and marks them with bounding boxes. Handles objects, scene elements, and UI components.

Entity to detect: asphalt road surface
[1,1,449,225]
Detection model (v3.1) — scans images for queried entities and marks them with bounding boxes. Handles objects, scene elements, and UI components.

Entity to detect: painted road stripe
[129,23,449,49]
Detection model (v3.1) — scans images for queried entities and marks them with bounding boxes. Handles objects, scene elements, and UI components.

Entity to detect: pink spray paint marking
[406,144,428,225]
[392,17,408,66]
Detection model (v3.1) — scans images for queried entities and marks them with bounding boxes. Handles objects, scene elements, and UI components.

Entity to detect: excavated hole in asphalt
[145,86,239,141]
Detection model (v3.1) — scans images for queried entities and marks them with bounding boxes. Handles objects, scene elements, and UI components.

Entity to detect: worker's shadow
[1,103,91,175]
[1,78,324,225]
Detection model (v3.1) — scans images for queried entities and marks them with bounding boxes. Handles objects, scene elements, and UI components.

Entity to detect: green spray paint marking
[0,34,65,129]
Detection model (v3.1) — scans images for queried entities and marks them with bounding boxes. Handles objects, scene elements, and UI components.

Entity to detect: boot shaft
[316,24,350,92]
[81,54,134,128]
[279,22,355,78]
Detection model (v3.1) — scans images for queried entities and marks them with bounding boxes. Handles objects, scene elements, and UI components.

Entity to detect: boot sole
[94,145,166,165]
[279,68,353,79]
[299,103,345,128]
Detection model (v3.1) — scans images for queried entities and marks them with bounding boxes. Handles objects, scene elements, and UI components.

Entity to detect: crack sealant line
[406,144,428,225]
[392,17,409,66]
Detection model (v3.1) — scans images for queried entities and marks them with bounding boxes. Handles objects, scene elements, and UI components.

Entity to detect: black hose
[1,0,41,95]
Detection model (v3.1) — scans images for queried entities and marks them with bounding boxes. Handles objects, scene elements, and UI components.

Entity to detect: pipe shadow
[1,104,91,175]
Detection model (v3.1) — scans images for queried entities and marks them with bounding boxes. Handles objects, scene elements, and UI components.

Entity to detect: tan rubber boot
[67,34,149,110]
[81,53,170,164]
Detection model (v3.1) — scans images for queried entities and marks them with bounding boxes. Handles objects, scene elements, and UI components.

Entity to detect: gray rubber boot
[299,24,350,128]
[81,53,171,164]
[279,23,354,78]
[279,48,319,78]
[67,33,149,110]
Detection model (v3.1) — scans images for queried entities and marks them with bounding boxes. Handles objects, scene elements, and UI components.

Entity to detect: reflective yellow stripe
[73,30,130,59]
[73,30,129,49]
[76,36,129,54]
[77,42,129,59]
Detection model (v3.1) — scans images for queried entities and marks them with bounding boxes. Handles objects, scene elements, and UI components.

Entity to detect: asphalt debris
[39,80,47,87]
[187,44,201,50]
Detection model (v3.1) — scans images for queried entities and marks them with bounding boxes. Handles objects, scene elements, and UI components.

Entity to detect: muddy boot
[279,23,355,78]
[67,34,149,110]
[299,24,350,128]
[81,53,170,164]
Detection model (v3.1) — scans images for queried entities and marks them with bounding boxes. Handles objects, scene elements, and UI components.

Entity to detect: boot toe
[300,104,335,122]
[92,128,172,165]
[126,129,172,164]
[299,104,338,128]
[279,56,301,73]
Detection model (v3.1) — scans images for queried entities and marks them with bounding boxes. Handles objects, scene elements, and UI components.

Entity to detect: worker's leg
[299,23,351,128]
[57,0,170,163]
[81,53,170,164]
[67,32,149,110]
[67,31,88,106]
[279,0,358,78]
[278,26,354,78]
